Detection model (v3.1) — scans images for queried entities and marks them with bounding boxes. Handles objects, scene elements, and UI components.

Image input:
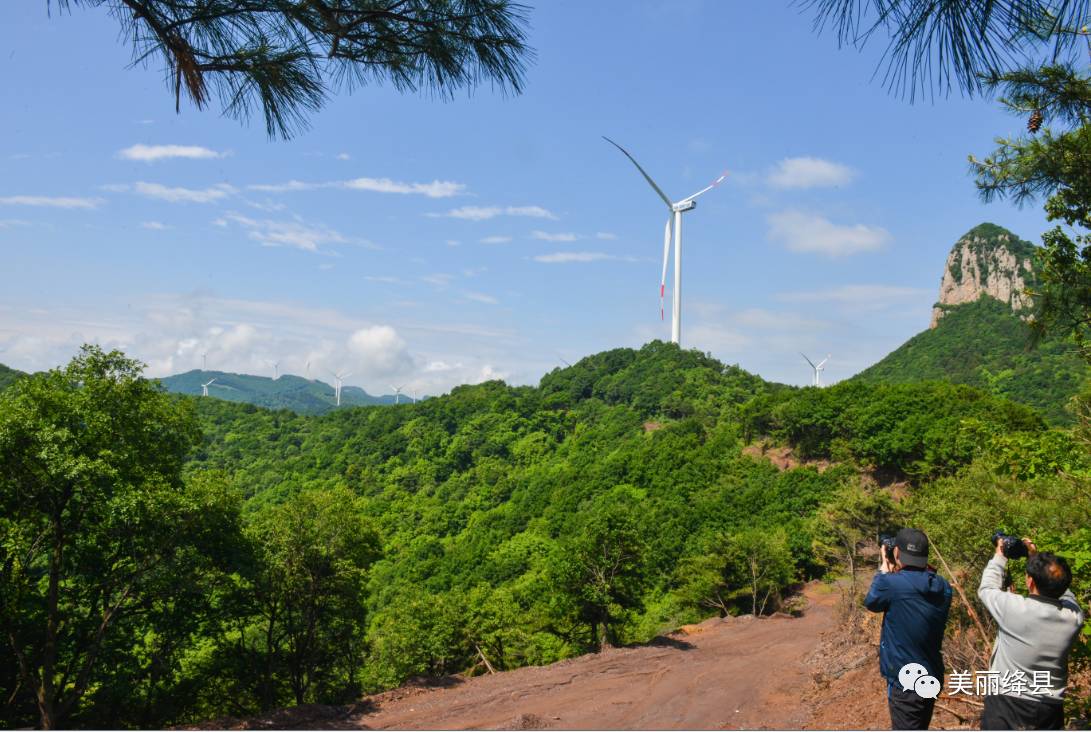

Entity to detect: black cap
[895,528,929,568]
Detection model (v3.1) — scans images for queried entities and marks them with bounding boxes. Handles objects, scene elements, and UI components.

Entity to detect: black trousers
[887,683,935,730]
[981,694,1064,730]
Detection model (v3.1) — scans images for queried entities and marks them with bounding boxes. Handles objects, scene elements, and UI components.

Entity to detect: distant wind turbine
[272,360,280,380]
[306,360,311,380]
[330,370,352,407]
[201,378,216,397]
[201,352,207,371]
[391,384,406,405]
[800,353,831,387]
[604,136,728,346]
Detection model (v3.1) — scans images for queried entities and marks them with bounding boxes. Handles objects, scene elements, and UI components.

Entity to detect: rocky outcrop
[930,223,1038,329]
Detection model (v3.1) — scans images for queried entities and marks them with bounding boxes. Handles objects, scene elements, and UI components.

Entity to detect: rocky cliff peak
[930,223,1038,329]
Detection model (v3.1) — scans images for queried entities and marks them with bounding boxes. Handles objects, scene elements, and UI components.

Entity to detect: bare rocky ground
[190,579,980,730]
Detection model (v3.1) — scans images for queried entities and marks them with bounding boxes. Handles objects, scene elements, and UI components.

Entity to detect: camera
[992,530,1028,560]
[879,534,897,565]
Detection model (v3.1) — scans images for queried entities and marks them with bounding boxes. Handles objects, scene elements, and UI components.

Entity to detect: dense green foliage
[0,347,241,729]
[160,370,398,414]
[0,362,24,391]
[855,296,1088,424]
[4,339,1089,728]
[741,379,1046,478]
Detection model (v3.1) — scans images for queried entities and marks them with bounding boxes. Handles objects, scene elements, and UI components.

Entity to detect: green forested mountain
[3,341,1088,729]
[0,362,24,391]
[160,370,403,414]
[855,296,1088,424]
[853,223,1088,424]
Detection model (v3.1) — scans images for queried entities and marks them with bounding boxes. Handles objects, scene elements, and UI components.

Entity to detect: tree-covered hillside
[0,362,24,391]
[160,370,400,414]
[854,296,1088,424]
[4,341,1088,729]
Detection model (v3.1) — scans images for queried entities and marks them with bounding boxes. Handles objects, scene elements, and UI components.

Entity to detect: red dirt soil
[191,580,976,730]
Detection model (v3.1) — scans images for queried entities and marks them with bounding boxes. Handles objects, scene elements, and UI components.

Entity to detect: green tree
[812,483,897,596]
[0,345,240,729]
[58,0,533,137]
[247,485,381,707]
[552,489,649,650]
[732,528,796,617]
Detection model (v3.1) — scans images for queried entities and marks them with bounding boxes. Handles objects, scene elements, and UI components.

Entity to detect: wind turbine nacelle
[672,200,696,213]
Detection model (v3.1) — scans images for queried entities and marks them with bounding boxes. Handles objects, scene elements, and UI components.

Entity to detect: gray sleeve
[1059,588,1085,621]
[978,555,1019,624]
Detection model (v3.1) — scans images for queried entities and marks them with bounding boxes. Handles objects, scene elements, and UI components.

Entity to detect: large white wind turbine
[800,353,831,387]
[391,384,406,405]
[201,378,216,397]
[330,370,351,407]
[604,137,727,346]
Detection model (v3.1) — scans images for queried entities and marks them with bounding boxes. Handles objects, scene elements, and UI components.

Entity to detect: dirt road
[196,579,977,730]
[351,582,844,730]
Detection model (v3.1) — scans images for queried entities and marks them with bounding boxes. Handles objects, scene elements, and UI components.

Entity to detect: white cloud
[734,308,827,330]
[248,177,464,198]
[533,252,611,263]
[766,210,890,256]
[596,232,618,240]
[446,239,461,247]
[346,325,413,376]
[480,235,512,244]
[0,219,31,228]
[364,275,406,284]
[422,273,454,287]
[0,294,529,397]
[336,153,351,161]
[0,195,102,209]
[141,221,168,230]
[344,177,463,198]
[432,205,556,221]
[129,182,237,204]
[216,212,368,253]
[118,144,226,162]
[767,157,856,189]
[778,284,928,305]
[531,230,579,242]
[464,292,499,305]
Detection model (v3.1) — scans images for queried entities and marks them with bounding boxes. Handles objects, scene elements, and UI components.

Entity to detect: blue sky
[0,2,1054,395]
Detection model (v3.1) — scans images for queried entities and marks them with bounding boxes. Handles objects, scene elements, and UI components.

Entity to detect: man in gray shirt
[977,537,1084,729]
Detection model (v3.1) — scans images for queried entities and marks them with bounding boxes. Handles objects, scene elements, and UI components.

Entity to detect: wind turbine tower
[604,137,727,347]
[330,370,351,407]
[800,353,831,387]
[272,361,280,380]
[391,384,406,405]
[201,352,207,371]
[201,378,216,397]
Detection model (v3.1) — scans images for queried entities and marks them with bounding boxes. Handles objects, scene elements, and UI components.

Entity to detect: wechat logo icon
[899,662,942,699]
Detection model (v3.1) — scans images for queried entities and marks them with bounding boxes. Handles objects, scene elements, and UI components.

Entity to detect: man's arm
[864,572,892,612]
[977,545,1020,625]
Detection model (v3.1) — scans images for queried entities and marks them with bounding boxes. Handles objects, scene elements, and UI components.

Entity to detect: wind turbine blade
[603,136,673,209]
[342,372,352,380]
[817,356,830,369]
[800,352,816,369]
[682,171,729,202]
[660,217,672,320]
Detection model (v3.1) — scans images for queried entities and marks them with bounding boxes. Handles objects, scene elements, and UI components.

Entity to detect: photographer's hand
[995,536,1005,558]
[1022,538,1038,556]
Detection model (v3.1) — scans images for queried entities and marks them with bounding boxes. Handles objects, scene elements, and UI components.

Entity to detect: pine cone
[1028,109,1043,134]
